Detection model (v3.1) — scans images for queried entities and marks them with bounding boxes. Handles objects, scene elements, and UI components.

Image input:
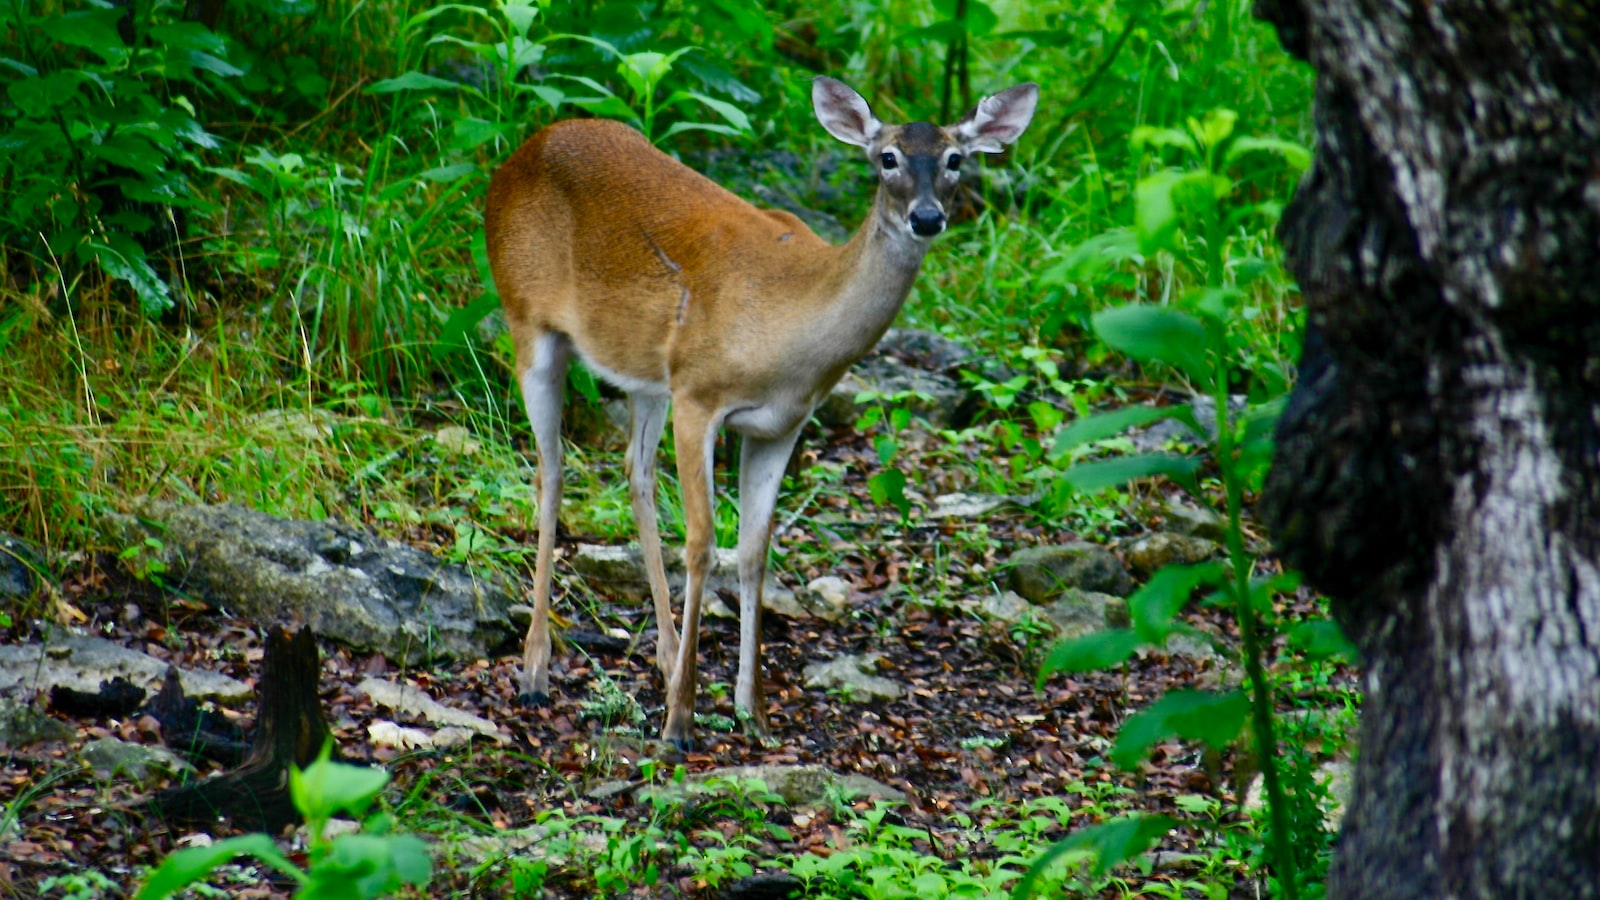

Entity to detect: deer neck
[809,195,931,364]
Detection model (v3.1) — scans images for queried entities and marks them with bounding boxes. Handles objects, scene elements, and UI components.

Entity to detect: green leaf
[86,238,171,317]
[670,90,751,132]
[1038,628,1142,685]
[1062,453,1200,493]
[39,10,126,60]
[1052,405,1177,459]
[1287,619,1358,661]
[1091,304,1210,384]
[873,434,898,465]
[1189,108,1238,150]
[365,72,461,94]
[656,121,746,142]
[1112,689,1248,768]
[1129,562,1226,644]
[1013,815,1178,896]
[436,292,501,358]
[499,0,541,38]
[290,755,390,823]
[1130,126,1197,157]
[1225,136,1312,172]
[419,162,476,183]
[135,834,305,899]
[867,468,910,520]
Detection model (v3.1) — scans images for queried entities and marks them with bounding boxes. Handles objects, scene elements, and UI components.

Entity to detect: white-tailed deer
[485,76,1037,748]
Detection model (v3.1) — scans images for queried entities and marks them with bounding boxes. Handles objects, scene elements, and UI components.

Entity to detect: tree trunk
[1254,1,1600,896]
[146,627,333,834]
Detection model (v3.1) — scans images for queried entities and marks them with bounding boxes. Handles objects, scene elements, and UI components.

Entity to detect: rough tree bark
[1254,1,1600,896]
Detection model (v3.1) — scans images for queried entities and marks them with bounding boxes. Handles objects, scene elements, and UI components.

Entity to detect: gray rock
[357,677,504,740]
[642,763,905,808]
[1245,757,1352,831]
[0,634,250,703]
[1008,543,1134,600]
[928,492,1030,519]
[801,652,903,701]
[80,737,193,787]
[568,544,803,619]
[814,356,966,430]
[1040,589,1132,638]
[981,589,1129,641]
[1129,395,1249,453]
[1161,502,1229,542]
[0,697,73,747]
[798,575,852,622]
[0,533,45,602]
[100,502,518,665]
[1121,532,1221,578]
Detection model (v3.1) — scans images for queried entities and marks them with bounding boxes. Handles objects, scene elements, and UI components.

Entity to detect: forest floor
[0,420,1352,899]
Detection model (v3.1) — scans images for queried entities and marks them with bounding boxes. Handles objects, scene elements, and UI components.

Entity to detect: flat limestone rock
[801,652,903,701]
[569,544,806,619]
[641,763,906,808]
[0,696,73,747]
[356,677,504,741]
[101,501,518,665]
[0,634,250,704]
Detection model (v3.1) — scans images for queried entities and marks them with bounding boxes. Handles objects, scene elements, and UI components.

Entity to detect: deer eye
[880,151,898,170]
[947,153,964,171]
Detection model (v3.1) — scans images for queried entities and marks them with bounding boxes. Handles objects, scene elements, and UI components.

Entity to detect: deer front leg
[662,400,721,750]
[734,425,805,740]
[625,393,678,680]
[517,332,571,705]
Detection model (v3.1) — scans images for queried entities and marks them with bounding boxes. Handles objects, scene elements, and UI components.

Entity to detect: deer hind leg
[518,329,572,705]
[625,392,678,681]
[662,399,721,750]
[733,426,804,741]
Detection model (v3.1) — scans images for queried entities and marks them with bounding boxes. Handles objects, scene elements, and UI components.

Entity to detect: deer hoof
[517,689,552,708]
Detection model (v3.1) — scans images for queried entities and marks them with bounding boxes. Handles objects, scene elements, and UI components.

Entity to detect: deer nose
[908,207,946,237]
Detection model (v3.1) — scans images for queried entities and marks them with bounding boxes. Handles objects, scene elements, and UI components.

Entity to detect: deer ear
[953,83,1039,154]
[813,77,882,149]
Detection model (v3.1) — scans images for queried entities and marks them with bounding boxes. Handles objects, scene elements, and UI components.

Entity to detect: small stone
[799,575,851,622]
[1039,589,1131,638]
[928,493,1026,519]
[1120,532,1220,578]
[1008,543,1134,600]
[80,737,193,787]
[0,697,73,747]
[432,425,482,456]
[1161,502,1229,542]
[801,653,903,701]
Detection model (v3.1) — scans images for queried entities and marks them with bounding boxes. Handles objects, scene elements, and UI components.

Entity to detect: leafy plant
[1,1,239,314]
[135,747,430,899]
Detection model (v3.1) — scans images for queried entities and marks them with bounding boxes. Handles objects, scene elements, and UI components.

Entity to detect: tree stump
[146,626,333,834]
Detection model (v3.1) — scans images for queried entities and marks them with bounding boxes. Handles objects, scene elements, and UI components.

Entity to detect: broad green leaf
[1051,405,1177,459]
[7,70,85,111]
[670,90,751,132]
[1038,628,1142,685]
[135,834,305,899]
[1112,689,1248,768]
[1225,136,1312,172]
[874,434,897,466]
[1091,304,1210,384]
[365,72,461,94]
[1189,108,1238,150]
[188,50,245,78]
[867,468,910,520]
[1287,619,1358,661]
[499,0,541,38]
[87,239,171,317]
[656,121,746,143]
[1062,453,1200,493]
[419,162,476,183]
[39,10,125,60]
[290,756,390,823]
[1129,562,1226,644]
[1013,815,1178,896]
[451,117,504,152]
[1130,125,1196,156]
